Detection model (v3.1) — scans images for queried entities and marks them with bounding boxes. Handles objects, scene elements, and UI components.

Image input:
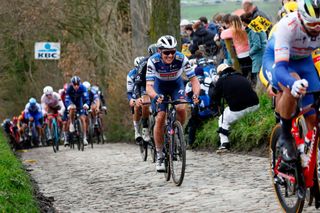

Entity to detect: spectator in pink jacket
[220,15,252,78]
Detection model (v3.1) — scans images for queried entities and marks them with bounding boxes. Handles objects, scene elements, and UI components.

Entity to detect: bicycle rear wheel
[269,124,305,213]
[170,121,186,186]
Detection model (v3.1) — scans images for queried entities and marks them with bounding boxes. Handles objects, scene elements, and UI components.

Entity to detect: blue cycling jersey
[65,84,89,108]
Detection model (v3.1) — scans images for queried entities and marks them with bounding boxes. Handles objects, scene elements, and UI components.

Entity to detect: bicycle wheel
[88,118,94,148]
[149,116,156,163]
[139,140,148,162]
[164,133,171,181]
[269,124,305,213]
[170,121,186,186]
[98,117,105,144]
[52,119,60,152]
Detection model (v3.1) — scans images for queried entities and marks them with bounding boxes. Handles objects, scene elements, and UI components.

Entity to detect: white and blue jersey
[262,11,320,108]
[147,51,195,112]
[146,51,195,83]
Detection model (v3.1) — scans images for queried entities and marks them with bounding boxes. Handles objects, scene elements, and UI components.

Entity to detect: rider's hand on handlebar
[155,94,164,104]
[83,103,89,110]
[192,94,200,104]
[129,99,136,107]
[291,79,308,98]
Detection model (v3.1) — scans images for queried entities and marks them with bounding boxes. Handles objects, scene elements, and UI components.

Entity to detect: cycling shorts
[152,79,186,112]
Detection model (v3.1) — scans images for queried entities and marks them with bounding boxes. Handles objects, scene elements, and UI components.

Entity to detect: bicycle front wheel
[170,121,186,186]
[139,140,148,162]
[269,124,305,213]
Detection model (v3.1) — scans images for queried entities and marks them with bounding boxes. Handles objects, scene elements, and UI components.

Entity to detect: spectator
[240,12,267,87]
[189,21,217,58]
[242,0,272,34]
[199,16,209,29]
[185,66,216,147]
[221,15,252,77]
[211,64,259,153]
[180,19,191,44]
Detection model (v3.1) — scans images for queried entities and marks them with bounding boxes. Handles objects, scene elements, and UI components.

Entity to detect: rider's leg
[141,95,150,141]
[80,114,88,145]
[68,105,76,132]
[277,75,299,162]
[133,105,142,140]
[176,104,187,125]
[154,111,166,171]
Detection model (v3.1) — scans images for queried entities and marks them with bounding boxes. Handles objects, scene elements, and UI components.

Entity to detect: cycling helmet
[147,43,158,56]
[298,0,320,30]
[197,58,208,67]
[157,35,177,49]
[91,85,99,94]
[134,56,144,67]
[43,86,53,95]
[70,76,81,85]
[83,81,91,90]
[29,97,37,106]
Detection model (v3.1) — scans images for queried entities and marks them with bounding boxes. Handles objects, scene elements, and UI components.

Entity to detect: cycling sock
[142,118,148,128]
[280,117,292,138]
[133,121,139,132]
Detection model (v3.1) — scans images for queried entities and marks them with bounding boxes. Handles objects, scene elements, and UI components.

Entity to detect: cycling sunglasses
[161,49,176,56]
[306,22,320,31]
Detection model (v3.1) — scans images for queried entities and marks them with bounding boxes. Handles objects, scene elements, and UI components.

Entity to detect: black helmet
[71,76,81,85]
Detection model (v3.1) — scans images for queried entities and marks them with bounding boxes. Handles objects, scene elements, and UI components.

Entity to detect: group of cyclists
[2,77,107,150]
[126,0,320,175]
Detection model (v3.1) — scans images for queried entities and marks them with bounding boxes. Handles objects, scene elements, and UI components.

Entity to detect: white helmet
[83,81,91,90]
[157,35,177,49]
[134,56,144,67]
[298,0,320,30]
[43,86,53,95]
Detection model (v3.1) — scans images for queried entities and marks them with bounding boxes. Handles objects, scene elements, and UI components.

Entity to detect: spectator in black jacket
[211,63,259,153]
[189,21,217,57]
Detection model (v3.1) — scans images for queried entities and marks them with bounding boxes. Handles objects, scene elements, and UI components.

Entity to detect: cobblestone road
[21,143,319,212]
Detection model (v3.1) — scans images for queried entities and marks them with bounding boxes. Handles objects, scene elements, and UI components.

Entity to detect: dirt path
[21,143,318,212]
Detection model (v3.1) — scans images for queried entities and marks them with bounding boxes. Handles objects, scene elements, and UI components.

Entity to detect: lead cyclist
[262,0,320,163]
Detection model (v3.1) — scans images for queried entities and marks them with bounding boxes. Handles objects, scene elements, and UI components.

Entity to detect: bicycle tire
[51,119,59,153]
[170,121,186,186]
[88,118,94,148]
[98,117,105,144]
[269,124,305,213]
[139,140,148,162]
[164,133,171,181]
[149,116,156,163]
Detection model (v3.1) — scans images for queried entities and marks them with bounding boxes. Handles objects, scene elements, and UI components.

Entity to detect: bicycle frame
[274,91,320,189]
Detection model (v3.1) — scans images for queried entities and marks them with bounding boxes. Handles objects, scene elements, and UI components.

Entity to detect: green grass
[0,133,39,212]
[181,1,281,22]
[194,94,276,152]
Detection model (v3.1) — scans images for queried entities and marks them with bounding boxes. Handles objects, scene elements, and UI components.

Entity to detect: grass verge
[194,94,276,153]
[0,132,39,212]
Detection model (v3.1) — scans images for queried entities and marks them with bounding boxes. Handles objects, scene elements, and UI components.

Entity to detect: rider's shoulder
[174,51,185,62]
[149,53,161,64]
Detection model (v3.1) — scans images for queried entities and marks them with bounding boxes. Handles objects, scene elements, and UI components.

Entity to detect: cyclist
[83,81,101,117]
[127,56,151,142]
[24,97,44,145]
[65,76,90,146]
[262,0,320,162]
[41,86,65,141]
[146,35,200,172]
[17,110,28,143]
[58,83,69,144]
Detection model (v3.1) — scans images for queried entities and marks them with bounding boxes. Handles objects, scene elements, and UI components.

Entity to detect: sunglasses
[162,50,176,56]
[73,83,80,87]
[306,22,320,31]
